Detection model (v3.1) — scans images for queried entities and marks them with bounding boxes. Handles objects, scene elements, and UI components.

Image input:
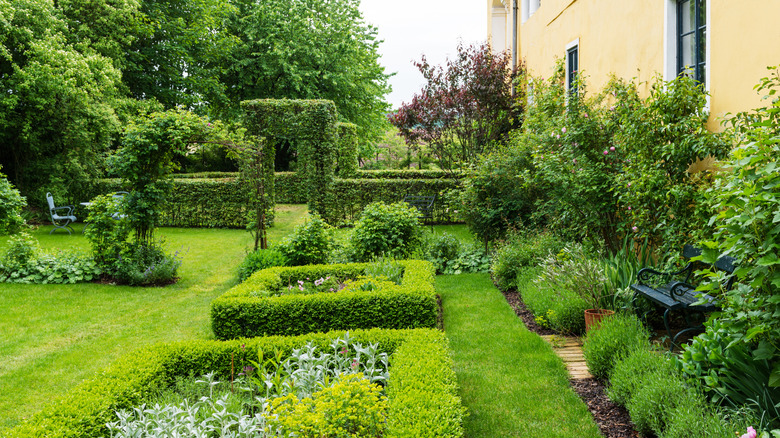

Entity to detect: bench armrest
[637,264,694,285]
[668,280,696,300]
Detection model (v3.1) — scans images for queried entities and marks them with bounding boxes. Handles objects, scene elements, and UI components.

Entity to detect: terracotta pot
[584,308,615,332]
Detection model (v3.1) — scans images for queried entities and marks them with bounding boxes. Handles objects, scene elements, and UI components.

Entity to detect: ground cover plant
[7,329,465,438]
[211,259,436,339]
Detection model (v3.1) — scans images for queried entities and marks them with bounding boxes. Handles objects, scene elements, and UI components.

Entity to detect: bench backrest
[682,244,738,289]
[403,195,436,213]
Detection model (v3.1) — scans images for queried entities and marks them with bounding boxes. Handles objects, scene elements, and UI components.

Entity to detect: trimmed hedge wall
[8,329,465,438]
[91,173,462,228]
[211,260,437,340]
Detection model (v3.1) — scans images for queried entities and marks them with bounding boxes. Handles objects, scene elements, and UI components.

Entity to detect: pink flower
[556,134,560,139]
[583,113,589,118]
[603,150,608,155]
[572,159,577,164]
[628,182,631,187]
[610,146,616,151]
[628,206,632,210]
[741,427,757,438]
[562,127,567,133]
[632,226,638,232]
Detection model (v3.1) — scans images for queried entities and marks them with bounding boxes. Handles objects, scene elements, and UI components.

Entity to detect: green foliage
[242,99,338,222]
[608,75,727,255]
[336,122,359,177]
[697,67,780,388]
[83,194,131,271]
[600,236,656,310]
[0,232,101,284]
[0,169,26,235]
[277,213,334,266]
[222,0,390,142]
[455,145,538,245]
[237,249,287,282]
[210,260,436,339]
[114,241,182,286]
[271,375,388,437]
[607,347,669,407]
[110,109,236,243]
[675,320,780,430]
[443,243,491,275]
[364,257,405,285]
[420,232,461,274]
[536,244,610,310]
[582,313,651,380]
[0,0,123,203]
[518,267,589,334]
[490,229,566,291]
[7,329,463,438]
[351,202,423,262]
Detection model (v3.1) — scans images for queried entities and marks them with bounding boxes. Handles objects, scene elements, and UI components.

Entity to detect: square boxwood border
[211,260,437,340]
[8,329,465,438]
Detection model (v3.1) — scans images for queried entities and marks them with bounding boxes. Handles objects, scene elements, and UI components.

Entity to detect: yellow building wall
[512,0,780,130]
[709,0,780,127]
[520,0,664,97]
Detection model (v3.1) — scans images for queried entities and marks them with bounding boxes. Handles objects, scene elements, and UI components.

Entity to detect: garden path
[541,335,593,379]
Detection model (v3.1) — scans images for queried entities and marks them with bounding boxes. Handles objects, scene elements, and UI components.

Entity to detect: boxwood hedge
[211,260,437,340]
[8,329,465,438]
[91,172,462,228]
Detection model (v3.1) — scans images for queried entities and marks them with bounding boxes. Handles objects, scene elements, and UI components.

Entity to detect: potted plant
[538,244,614,332]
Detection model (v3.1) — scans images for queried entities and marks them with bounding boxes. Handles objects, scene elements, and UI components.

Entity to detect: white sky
[358,0,488,109]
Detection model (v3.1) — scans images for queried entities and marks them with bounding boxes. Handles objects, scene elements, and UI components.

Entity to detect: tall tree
[390,42,520,170]
[0,0,123,202]
[221,0,391,142]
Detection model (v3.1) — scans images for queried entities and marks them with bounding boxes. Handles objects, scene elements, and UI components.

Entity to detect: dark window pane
[698,0,706,26]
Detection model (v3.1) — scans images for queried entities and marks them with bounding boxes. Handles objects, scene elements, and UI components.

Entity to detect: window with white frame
[665,0,708,88]
[566,41,579,95]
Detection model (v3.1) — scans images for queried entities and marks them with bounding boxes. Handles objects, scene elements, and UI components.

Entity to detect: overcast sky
[358,0,488,109]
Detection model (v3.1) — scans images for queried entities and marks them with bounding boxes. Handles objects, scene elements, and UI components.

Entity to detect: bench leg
[662,308,675,351]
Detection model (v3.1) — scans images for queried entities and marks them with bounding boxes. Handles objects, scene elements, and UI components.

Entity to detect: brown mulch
[501,289,640,438]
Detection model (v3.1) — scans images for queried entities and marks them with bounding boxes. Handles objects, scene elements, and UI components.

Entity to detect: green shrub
[607,347,668,407]
[420,232,461,274]
[0,232,102,284]
[84,194,131,271]
[490,230,565,291]
[661,401,733,438]
[582,313,651,380]
[518,267,589,334]
[114,241,182,286]
[277,213,334,266]
[351,202,423,262]
[0,169,26,235]
[444,243,490,275]
[211,260,437,339]
[627,367,702,437]
[237,248,288,282]
[8,329,464,438]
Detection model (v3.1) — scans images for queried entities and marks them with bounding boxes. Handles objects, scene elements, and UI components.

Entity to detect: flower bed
[7,329,464,438]
[211,260,437,340]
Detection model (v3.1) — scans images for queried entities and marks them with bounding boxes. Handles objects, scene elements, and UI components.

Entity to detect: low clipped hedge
[211,260,437,340]
[8,329,465,438]
[92,173,461,227]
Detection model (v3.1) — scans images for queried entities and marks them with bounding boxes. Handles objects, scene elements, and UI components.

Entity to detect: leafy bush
[535,244,609,310]
[364,257,405,285]
[84,194,131,271]
[444,243,490,275]
[237,248,287,282]
[0,169,26,235]
[582,313,651,380]
[0,232,101,284]
[211,260,436,339]
[114,241,182,286]
[351,202,423,261]
[490,229,566,291]
[607,347,669,407]
[676,319,780,430]
[420,232,461,274]
[277,213,334,266]
[518,267,589,334]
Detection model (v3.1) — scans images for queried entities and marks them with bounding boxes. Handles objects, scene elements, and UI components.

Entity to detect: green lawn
[438,274,601,438]
[1,215,600,437]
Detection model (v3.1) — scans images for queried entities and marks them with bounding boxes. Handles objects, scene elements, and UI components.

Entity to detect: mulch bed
[501,290,640,438]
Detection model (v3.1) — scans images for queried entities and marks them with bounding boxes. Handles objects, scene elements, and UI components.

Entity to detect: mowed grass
[0,205,308,431]
[438,273,601,438]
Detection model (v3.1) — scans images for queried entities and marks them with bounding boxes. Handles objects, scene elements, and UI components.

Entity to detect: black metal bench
[403,194,436,229]
[630,244,736,350]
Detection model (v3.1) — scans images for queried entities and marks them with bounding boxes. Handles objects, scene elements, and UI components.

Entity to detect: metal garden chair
[46,192,77,234]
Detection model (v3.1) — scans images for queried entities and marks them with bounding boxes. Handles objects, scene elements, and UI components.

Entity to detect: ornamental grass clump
[535,244,610,310]
[582,313,651,380]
